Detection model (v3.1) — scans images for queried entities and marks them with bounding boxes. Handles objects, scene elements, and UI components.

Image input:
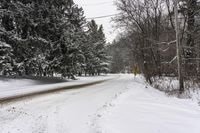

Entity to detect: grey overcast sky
[74,0,118,43]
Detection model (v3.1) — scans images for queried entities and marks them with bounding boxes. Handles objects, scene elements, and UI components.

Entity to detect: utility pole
[174,0,184,93]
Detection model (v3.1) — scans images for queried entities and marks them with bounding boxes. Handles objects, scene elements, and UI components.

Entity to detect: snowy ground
[93,75,200,133]
[0,74,200,133]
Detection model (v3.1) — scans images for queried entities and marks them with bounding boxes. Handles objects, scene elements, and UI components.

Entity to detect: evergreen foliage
[0,0,109,78]
[85,20,109,75]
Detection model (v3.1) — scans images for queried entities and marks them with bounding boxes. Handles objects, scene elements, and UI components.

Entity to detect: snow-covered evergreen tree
[0,0,50,76]
[46,0,86,78]
[85,20,109,75]
[96,25,109,74]
[0,0,109,78]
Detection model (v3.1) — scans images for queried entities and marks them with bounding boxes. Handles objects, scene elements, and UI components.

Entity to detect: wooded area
[109,0,200,92]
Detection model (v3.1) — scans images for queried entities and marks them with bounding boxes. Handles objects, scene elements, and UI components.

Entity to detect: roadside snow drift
[92,76,200,133]
[0,75,115,101]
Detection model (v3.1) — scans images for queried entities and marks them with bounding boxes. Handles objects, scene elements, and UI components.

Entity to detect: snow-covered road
[0,74,200,133]
[0,75,128,133]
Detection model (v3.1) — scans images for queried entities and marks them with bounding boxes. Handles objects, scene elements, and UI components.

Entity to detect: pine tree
[47,0,86,78]
[96,25,109,74]
[86,20,109,75]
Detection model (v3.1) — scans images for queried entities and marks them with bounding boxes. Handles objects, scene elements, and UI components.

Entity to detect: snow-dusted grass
[152,76,179,92]
[152,76,200,104]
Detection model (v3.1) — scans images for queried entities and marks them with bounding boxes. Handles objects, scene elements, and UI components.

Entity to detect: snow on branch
[159,46,170,52]
[161,56,177,64]
[142,39,176,51]
[146,38,176,46]
[0,41,11,48]
[183,58,200,60]
[169,56,177,64]
[156,40,177,45]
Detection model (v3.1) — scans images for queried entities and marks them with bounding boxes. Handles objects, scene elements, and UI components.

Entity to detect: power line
[86,14,119,20]
[82,1,114,6]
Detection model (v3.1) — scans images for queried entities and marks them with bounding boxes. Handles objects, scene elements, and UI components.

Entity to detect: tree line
[110,0,200,92]
[0,0,109,78]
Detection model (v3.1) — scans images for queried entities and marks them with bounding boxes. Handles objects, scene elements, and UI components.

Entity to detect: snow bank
[93,75,200,133]
[0,75,116,101]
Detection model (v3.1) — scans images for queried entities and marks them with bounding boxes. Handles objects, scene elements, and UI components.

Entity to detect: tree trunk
[174,0,184,93]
